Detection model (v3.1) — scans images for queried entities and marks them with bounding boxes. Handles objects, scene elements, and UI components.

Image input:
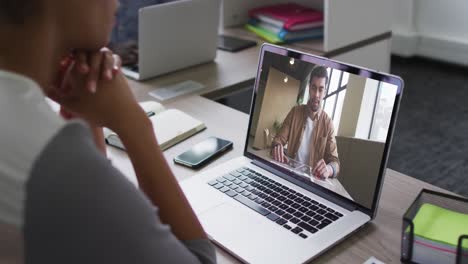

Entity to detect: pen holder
[401,189,468,264]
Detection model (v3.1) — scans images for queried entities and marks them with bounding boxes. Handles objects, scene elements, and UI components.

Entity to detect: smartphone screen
[174,137,233,168]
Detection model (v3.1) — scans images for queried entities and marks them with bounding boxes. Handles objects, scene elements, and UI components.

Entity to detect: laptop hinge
[251,159,358,212]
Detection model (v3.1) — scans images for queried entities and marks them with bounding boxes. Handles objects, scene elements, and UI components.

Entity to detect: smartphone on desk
[174,137,233,169]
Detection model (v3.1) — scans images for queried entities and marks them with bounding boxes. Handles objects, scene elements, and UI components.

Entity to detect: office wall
[337,75,367,137]
[337,75,379,140]
[392,0,468,66]
[336,136,384,209]
[252,67,300,149]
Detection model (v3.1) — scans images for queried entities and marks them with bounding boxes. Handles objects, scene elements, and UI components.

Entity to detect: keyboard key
[255,198,264,204]
[234,195,270,216]
[239,175,248,181]
[245,185,254,191]
[298,207,308,213]
[335,212,344,217]
[236,188,245,193]
[303,196,312,202]
[225,190,237,197]
[277,196,286,201]
[298,222,318,234]
[291,203,301,209]
[236,168,244,173]
[302,201,312,207]
[270,192,279,198]
[283,224,292,230]
[279,204,288,210]
[230,184,239,190]
[241,171,250,176]
[287,194,297,200]
[267,213,280,221]
[262,202,271,208]
[314,215,324,221]
[275,209,285,216]
[276,218,287,225]
[310,205,319,211]
[294,197,304,203]
[308,219,319,226]
[317,209,327,215]
[322,219,332,225]
[291,227,303,234]
[213,183,224,189]
[230,172,242,177]
[248,194,258,200]
[306,211,316,217]
[326,208,335,213]
[258,193,268,199]
[223,181,233,187]
[234,179,242,185]
[208,180,218,186]
[310,200,318,205]
[250,188,259,194]
[284,199,293,205]
[290,217,300,224]
[242,190,251,196]
[239,182,248,188]
[293,211,304,218]
[316,222,329,230]
[265,197,274,202]
[283,213,293,220]
[299,233,308,239]
[244,178,253,184]
[318,204,326,208]
[268,206,278,212]
[219,186,230,193]
[216,177,227,183]
[301,215,311,222]
[324,213,339,221]
[223,174,236,181]
[272,200,281,206]
[296,192,304,198]
[286,208,296,214]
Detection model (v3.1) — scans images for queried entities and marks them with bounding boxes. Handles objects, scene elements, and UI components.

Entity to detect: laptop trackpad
[199,203,301,263]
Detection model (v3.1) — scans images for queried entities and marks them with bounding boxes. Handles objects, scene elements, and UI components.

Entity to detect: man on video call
[272,66,340,179]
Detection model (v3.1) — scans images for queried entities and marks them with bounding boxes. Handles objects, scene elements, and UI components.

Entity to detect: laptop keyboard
[208,167,344,239]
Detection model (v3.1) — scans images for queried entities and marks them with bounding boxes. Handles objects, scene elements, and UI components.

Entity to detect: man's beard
[308,99,321,112]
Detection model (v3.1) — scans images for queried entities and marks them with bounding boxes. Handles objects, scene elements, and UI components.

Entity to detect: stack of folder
[408,203,468,264]
[246,3,324,44]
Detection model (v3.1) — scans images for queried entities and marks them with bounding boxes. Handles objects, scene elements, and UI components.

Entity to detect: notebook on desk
[104,101,206,151]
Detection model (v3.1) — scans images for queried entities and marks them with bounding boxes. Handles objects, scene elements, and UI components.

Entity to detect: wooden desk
[107,92,454,264]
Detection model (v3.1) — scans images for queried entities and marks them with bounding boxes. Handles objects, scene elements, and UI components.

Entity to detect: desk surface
[108,90,453,263]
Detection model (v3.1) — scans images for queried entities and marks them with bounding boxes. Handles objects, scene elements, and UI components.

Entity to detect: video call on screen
[248,51,399,209]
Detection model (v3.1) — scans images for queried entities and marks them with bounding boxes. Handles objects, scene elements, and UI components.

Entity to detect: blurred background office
[113,0,468,197]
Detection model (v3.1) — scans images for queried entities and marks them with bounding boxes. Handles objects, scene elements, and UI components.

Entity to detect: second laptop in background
[123,0,220,81]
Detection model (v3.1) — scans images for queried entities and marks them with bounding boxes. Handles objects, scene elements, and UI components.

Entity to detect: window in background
[370,82,398,142]
[323,69,348,131]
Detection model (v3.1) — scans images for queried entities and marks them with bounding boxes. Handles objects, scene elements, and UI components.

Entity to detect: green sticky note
[411,203,468,248]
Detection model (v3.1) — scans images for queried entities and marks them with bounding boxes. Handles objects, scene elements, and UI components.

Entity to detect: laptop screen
[246,46,402,210]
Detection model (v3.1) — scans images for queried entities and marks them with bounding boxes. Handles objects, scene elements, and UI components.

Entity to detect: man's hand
[313,159,333,179]
[272,144,289,163]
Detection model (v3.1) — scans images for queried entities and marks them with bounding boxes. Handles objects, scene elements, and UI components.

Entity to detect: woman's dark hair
[0,0,36,24]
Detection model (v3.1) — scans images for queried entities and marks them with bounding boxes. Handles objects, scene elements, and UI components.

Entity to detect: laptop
[181,44,404,264]
[122,0,220,81]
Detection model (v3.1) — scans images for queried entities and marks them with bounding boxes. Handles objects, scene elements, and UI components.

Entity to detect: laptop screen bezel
[243,44,404,218]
